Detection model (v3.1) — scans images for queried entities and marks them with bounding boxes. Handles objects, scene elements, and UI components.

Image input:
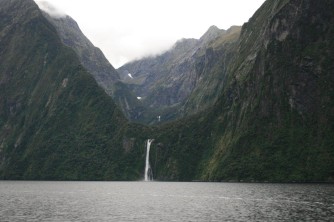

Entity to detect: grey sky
[35,0,266,68]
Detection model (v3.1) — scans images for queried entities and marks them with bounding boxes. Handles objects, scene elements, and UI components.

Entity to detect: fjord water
[0,181,333,221]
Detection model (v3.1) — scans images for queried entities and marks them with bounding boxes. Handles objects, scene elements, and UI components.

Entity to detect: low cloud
[102,34,176,68]
[32,0,266,68]
[35,0,66,18]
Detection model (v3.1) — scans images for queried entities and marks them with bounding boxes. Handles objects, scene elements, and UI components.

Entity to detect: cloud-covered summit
[33,0,266,68]
[35,0,66,18]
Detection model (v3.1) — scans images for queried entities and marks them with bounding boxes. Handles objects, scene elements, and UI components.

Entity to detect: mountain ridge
[41,9,145,121]
[118,25,241,123]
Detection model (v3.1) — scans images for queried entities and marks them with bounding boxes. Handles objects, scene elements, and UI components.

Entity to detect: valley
[0,0,333,182]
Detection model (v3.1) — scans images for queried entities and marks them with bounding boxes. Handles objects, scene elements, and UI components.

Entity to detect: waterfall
[144,139,154,181]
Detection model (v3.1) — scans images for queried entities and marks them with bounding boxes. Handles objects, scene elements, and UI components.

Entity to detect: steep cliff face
[0,0,148,180]
[181,26,241,116]
[149,0,334,182]
[41,11,143,121]
[118,26,241,123]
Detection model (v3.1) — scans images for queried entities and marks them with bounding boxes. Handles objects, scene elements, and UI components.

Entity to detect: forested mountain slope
[0,0,148,180]
[149,0,334,182]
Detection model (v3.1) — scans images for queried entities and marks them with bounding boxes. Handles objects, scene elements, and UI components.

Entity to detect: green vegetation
[143,0,334,182]
[0,0,149,180]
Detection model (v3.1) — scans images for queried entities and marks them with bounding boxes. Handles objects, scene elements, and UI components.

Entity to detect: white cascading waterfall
[144,139,154,181]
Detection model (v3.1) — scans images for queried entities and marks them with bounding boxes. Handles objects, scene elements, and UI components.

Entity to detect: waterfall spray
[144,139,154,181]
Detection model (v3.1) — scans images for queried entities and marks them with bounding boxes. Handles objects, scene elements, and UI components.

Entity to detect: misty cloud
[100,32,176,68]
[35,0,66,18]
[33,0,266,68]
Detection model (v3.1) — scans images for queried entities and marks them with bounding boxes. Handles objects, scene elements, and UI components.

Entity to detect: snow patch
[128,73,134,79]
[62,78,68,88]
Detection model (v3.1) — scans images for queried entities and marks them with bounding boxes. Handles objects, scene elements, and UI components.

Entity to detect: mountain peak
[207,25,220,32]
[200,25,226,43]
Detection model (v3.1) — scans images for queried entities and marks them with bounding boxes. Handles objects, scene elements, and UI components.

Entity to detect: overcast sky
[35,0,266,68]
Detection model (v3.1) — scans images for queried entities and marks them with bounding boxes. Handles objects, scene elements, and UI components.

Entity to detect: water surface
[0,181,333,221]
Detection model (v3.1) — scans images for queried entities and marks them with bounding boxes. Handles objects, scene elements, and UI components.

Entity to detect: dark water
[0,181,333,221]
